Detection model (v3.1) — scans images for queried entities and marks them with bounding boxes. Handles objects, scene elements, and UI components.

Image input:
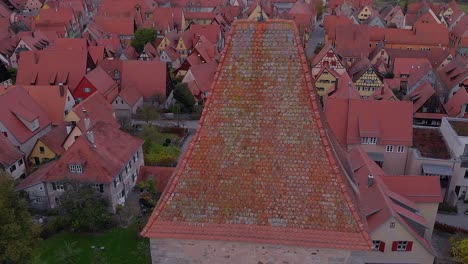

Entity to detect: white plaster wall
[150,238,366,264]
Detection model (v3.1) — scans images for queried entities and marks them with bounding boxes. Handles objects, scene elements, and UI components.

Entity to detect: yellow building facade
[354,68,383,98]
[29,140,58,165]
[315,67,339,96]
[358,6,373,20]
[248,5,269,20]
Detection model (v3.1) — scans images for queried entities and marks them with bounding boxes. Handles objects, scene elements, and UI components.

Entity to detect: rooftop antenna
[258,0,265,22]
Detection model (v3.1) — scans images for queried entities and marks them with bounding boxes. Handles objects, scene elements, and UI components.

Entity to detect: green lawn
[34,224,151,264]
[458,4,468,14]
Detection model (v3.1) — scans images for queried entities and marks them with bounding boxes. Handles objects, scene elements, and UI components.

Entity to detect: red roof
[0,86,51,144]
[187,24,221,45]
[385,48,454,70]
[50,38,87,51]
[437,55,468,93]
[393,57,432,77]
[383,176,442,203]
[16,160,57,190]
[82,66,119,102]
[18,121,143,186]
[16,49,88,91]
[20,85,72,126]
[93,15,134,36]
[446,88,468,117]
[325,99,413,146]
[323,15,353,41]
[370,83,399,101]
[72,92,119,131]
[38,122,69,155]
[121,60,167,100]
[335,24,370,58]
[327,72,361,100]
[142,20,372,251]
[138,166,175,193]
[0,133,24,167]
[413,127,451,159]
[145,8,184,32]
[32,7,78,39]
[185,61,217,95]
[119,87,143,106]
[350,147,435,254]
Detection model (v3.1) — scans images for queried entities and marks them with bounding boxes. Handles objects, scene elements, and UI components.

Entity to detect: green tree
[137,105,159,123]
[8,68,17,84]
[315,1,325,18]
[0,170,39,264]
[450,236,468,263]
[59,183,111,232]
[131,28,157,53]
[173,83,195,109]
[151,93,166,105]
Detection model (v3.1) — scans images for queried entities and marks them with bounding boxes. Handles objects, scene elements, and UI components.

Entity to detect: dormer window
[69,164,83,173]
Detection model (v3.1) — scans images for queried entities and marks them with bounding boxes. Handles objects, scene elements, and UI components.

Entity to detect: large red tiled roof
[0,86,51,143]
[142,20,372,250]
[38,122,68,155]
[446,88,468,117]
[383,176,442,203]
[121,60,167,100]
[19,85,71,126]
[16,49,88,91]
[325,99,413,146]
[370,83,399,101]
[72,92,119,131]
[16,160,57,190]
[93,15,134,36]
[328,72,361,100]
[18,121,143,185]
[188,24,221,45]
[0,134,24,167]
[82,66,119,101]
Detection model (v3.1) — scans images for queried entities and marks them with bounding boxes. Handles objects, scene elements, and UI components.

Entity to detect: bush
[438,203,458,214]
[40,216,70,238]
[435,221,468,234]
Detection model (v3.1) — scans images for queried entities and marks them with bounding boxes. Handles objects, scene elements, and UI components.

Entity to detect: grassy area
[458,4,468,13]
[34,224,150,264]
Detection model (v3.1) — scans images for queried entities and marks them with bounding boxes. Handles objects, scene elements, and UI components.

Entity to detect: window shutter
[52,182,56,190]
[406,241,413,251]
[99,184,104,193]
[379,241,385,252]
[391,241,398,251]
[114,180,117,188]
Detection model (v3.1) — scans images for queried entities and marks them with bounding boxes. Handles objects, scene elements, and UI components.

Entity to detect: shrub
[438,203,458,214]
[434,221,468,234]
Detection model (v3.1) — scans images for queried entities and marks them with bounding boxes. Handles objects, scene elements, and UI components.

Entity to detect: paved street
[436,201,468,229]
[306,18,325,59]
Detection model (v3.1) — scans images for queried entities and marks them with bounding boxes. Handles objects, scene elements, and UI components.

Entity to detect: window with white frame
[56,184,65,191]
[361,137,377,144]
[34,197,41,204]
[372,240,385,251]
[386,145,394,152]
[9,164,16,172]
[69,164,76,173]
[395,241,409,251]
[76,165,83,173]
[397,145,405,153]
[93,184,104,193]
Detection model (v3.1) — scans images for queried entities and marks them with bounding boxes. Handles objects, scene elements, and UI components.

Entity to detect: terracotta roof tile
[82,66,119,101]
[16,49,88,91]
[119,87,143,106]
[142,20,372,251]
[38,122,69,155]
[72,92,119,131]
[0,86,51,143]
[15,160,56,190]
[121,60,167,99]
[383,176,442,203]
[370,83,399,101]
[413,127,451,159]
[0,134,23,167]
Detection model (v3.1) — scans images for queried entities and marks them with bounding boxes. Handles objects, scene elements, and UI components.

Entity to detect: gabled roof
[326,98,413,146]
[350,147,436,255]
[348,58,380,82]
[328,72,361,100]
[83,66,118,101]
[38,122,69,155]
[185,62,217,94]
[17,121,143,186]
[0,133,24,167]
[121,60,167,99]
[20,85,71,126]
[93,15,135,36]
[142,20,372,251]
[0,86,51,143]
[119,87,142,106]
[446,88,468,117]
[383,176,442,203]
[145,8,184,32]
[311,43,342,68]
[16,160,57,190]
[187,24,221,45]
[335,24,370,58]
[71,92,119,131]
[451,15,468,41]
[16,49,88,91]
[51,38,87,51]
[121,45,138,60]
[370,83,398,101]
[437,56,468,92]
[404,81,439,114]
[393,57,432,77]
[385,48,454,70]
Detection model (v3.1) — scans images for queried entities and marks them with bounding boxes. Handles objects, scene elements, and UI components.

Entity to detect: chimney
[59,82,64,97]
[66,122,72,134]
[86,130,96,148]
[367,174,374,187]
[83,109,91,131]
